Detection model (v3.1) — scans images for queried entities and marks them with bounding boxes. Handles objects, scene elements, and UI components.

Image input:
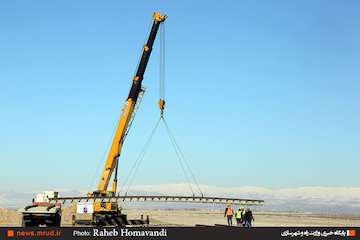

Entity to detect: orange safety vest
[226,207,234,216]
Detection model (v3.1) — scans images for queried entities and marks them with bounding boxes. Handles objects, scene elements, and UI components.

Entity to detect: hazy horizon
[1,183,359,215]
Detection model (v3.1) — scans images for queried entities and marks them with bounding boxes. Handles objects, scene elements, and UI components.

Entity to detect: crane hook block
[158,99,166,116]
[153,12,167,23]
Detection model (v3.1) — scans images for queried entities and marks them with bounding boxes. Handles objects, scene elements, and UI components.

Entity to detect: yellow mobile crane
[20,13,166,227]
[87,12,166,226]
[21,12,265,227]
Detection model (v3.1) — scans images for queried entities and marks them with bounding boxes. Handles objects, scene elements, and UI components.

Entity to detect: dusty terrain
[1,208,359,227]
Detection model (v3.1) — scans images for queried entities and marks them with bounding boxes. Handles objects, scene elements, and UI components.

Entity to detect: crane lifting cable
[158,23,203,196]
[122,22,203,197]
[158,21,166,117]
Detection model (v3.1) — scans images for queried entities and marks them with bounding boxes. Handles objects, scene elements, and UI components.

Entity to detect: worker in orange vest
[224,204,234,226]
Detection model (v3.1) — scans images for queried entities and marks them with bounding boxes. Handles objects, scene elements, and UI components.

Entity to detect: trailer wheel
[53,213,61,226]
[21,214,32,227]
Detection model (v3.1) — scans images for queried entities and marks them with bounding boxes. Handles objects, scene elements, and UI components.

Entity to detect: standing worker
[235,207,244,227]
[224,204,234,226]
[243,208,255,227]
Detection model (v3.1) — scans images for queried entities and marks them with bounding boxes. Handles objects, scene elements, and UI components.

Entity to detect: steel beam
[49,195,264,206]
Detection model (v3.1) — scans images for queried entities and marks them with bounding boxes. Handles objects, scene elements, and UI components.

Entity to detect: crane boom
[95,12,166,196]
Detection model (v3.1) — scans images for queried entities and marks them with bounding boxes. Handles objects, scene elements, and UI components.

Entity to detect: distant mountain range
[2,184,359,214]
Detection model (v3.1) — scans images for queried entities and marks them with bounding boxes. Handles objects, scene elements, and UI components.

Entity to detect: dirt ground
[1,208,360,227]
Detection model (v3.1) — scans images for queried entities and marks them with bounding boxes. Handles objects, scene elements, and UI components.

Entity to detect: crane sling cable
[122,115,197,197]
[122,23,203,197]
[122,23,196,196]
[123,23,202,197]
[120,117,162,196]
[162,117,203,197]
[122,22,195,196]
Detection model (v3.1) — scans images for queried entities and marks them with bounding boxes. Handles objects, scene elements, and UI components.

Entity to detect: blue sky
[0,0,359,192]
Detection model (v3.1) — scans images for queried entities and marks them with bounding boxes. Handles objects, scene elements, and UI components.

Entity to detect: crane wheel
[93,213,128,226]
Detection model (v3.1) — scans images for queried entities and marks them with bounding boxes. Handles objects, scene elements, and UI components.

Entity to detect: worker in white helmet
[224,204,234,226]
